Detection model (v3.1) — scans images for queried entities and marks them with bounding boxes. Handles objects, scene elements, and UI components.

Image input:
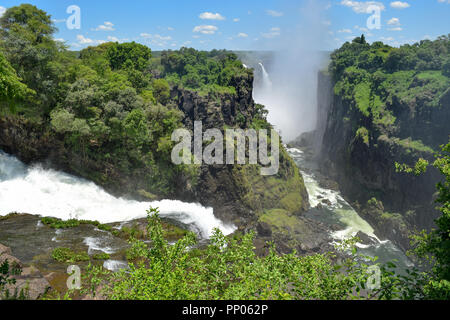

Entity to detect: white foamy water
[287,147,413,269]
[0,151,236,239]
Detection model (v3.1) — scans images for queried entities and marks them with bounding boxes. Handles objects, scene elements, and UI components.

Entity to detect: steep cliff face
[315,70,446,251]
[0,71,314,252]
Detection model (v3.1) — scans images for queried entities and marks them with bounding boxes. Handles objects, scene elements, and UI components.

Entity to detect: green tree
[152,79,170,105]
[0,51,33,112]
[106,42,152,72]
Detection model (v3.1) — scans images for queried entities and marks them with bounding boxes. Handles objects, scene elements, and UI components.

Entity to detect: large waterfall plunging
[0,151,236,239]
[259,63,273,92]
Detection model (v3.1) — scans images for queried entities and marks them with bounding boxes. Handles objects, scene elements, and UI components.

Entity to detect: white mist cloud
[253,0,330,141]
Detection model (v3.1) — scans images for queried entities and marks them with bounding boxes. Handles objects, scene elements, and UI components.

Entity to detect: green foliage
[92,253,111,260]
[151,79,170,105]
[356,127,370,146]
[78,207,416,300]
[51,247,90,263]
[407,140,450,299]
[106,42,152,72]
[395,158,430,176]
[0,260,28,300]
[161,48,248,94]
[0,4,62,115]
[41,217,112,231]
[0,51,33,113]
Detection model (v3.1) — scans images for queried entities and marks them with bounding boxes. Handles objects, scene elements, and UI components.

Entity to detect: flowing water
[0,151,235,239]
[0,150,237,271]
[287,147,413,270]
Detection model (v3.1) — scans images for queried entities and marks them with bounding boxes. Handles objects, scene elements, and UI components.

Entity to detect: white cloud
[233,18,240,22]
[95,21,115,31]
[193,25,218,35]
[437,0,450,3]
[388,27,403,31]
[0,6,6,17]
[387,17,401,25]
[390,1,410,9]
[140,33,172,41]
[55,38,65,42]
[266,10,284,17]
[52,19,66,24]
[338,28,352,33]
[76,35,106,45]
[140,33,172,47]
[167,27,174,31]
[237,32,248,38]
[340,1,385,13]
[199,12,225,20]
[261,27,281,38]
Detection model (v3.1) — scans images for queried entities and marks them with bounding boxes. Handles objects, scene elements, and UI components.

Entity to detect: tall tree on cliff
[0,4,62,115]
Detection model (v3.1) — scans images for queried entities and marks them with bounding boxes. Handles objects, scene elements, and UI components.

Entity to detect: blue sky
[0,0,449,51]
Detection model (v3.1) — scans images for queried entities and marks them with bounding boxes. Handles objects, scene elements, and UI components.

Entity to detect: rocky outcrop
[1,244,51,300]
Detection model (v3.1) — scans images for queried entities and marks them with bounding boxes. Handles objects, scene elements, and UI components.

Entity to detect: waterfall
[258,62,273,91]
[0,151,236,239]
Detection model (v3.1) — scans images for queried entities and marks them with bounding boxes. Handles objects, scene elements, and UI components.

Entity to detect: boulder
[0,243,51,300]
[356,231,378,246]
[256,222,272,237]
[0,244,12,256]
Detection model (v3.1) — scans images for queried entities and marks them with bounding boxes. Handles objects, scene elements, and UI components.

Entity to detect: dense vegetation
[0,4,249,196]
[330,34,449,150]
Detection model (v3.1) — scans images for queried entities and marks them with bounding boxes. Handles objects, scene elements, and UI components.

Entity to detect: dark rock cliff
[313,71,447,251]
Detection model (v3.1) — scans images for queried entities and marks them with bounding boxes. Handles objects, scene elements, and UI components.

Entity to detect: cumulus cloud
[76,35,106,45]
[237,32,248,38]
[390,1,410,9]
[0,6,6,17]
[437,0,450,3]
[266,10,284,17]
[199,12,225,20]
[233,18,240,22]
[338,29,352,33]
[387,17,401,25]
[95,21,115,31]
[193,25,218,35]
[340,0,385,13]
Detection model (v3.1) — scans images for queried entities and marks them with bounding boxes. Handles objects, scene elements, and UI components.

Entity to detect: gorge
[0,3,449,300]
